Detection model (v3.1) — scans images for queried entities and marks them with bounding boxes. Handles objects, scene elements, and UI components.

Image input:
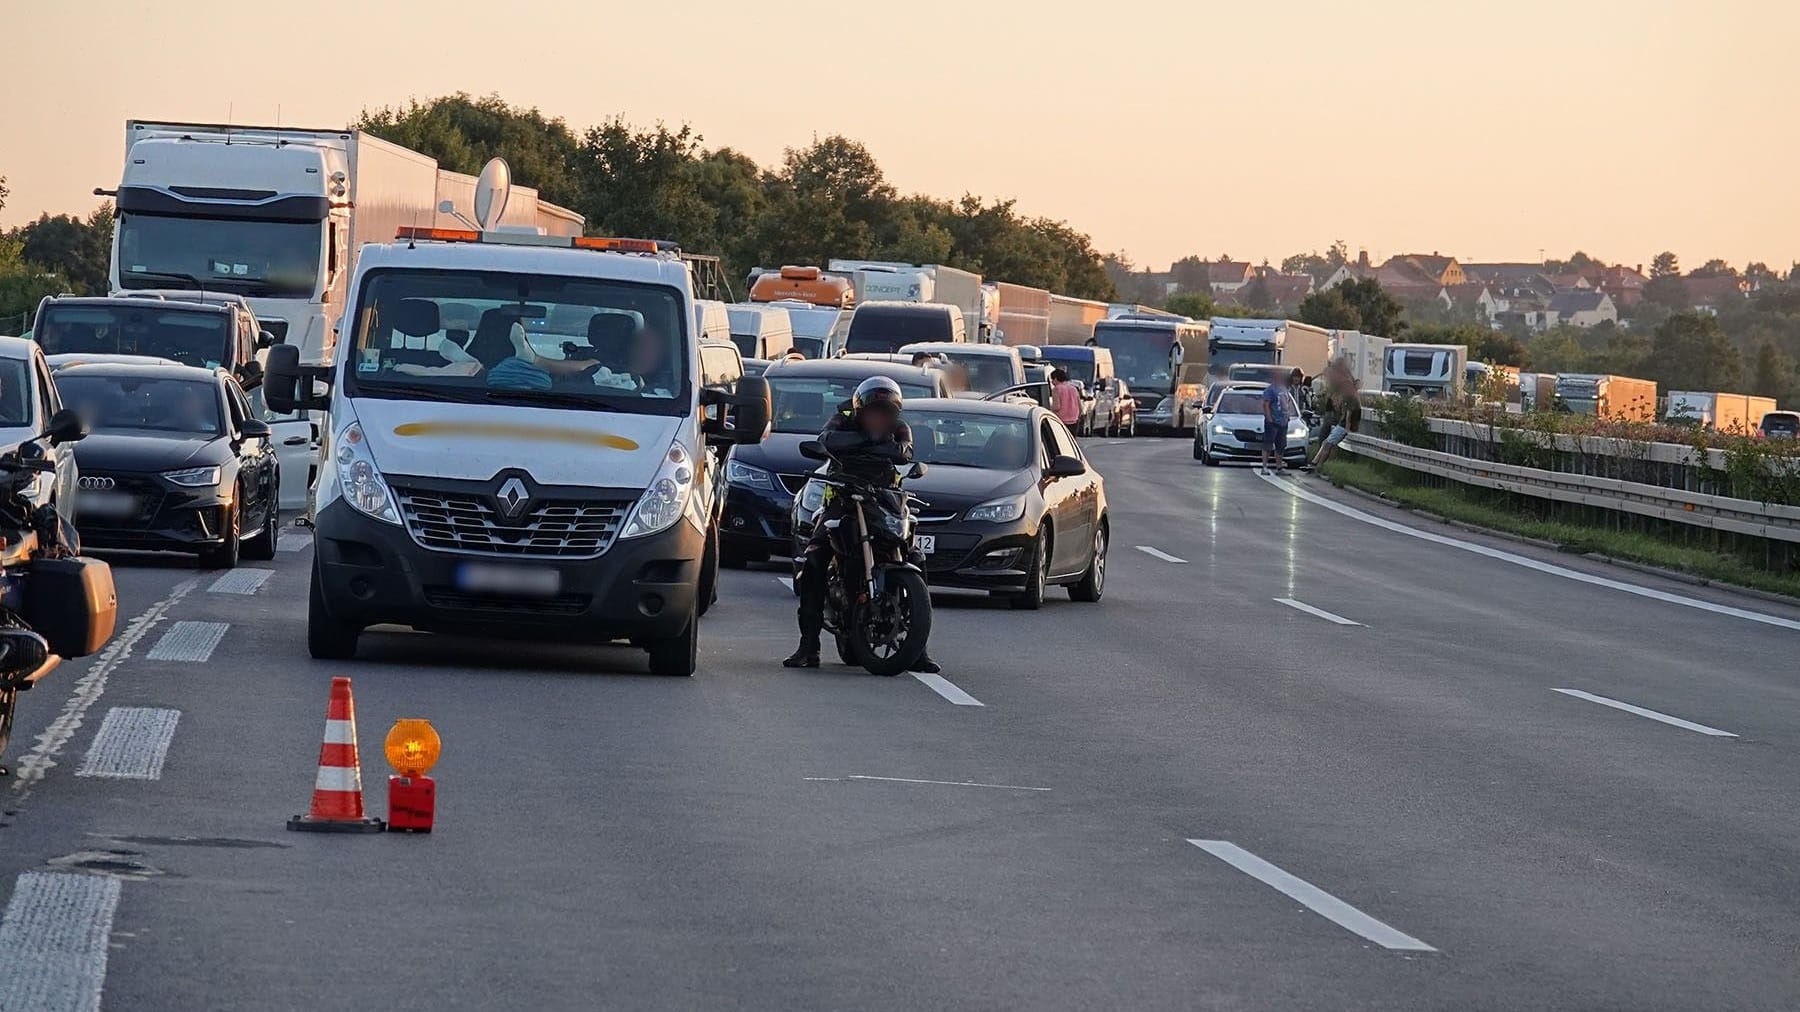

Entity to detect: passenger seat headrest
[390,299,441,338]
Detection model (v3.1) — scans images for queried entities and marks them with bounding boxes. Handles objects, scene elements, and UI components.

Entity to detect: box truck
[1206,318,1332,379]
[1554,374,1657,420]
[1664,391,1777,433]
[994,282,1051,347]
[1048,295,1107,345]
[828,260,986,342]
[1330,330,1390,390]
[108,120,582,365]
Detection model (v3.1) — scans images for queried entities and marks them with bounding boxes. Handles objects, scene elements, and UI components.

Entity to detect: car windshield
[59,374,222,436]
[768,376,934,434]
[35,305,231,369]
[344,269,690,415]
[906,409,1034,470]
[116,214,321,297]
[1216,390,1292,416]
[1094,326,1175,392]
[0,359,31,426]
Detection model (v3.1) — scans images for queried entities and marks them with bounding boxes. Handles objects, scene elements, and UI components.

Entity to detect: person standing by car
[1051,369,1083,429]
[1309,361,1361,473]
[1259,371,1290,476]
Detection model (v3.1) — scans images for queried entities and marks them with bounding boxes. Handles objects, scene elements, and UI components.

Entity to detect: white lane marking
[912,672,984,706]
[1275,598,1363,626]
[10,578,199,801]
[1188,840,1436,953]
[805,775,1050,791]
[774,576,795,590]
[76,708,180,780]
[276,531,310,552]
[144,621,229,663]
[1135,545,1189,564]
[207,568,272,595]
[0,872,123,1012]
[1551,688,1738,738]
[1259,472,1800,633]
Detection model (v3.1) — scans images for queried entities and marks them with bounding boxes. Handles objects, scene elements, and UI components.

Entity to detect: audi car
[720,358,943,567]
[791,398,1108,609]
[1194,383,1309,467]
[58,362,279,567]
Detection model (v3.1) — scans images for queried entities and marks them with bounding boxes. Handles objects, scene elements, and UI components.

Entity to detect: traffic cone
[287,677,385,833]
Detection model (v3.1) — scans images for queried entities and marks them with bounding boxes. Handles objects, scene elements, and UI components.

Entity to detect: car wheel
[200,498,241,569]
[307,562,360,660]
[1201,447,1218,466]
[242,483,279,561]
[646,612,698,677]
[1192,435,1205,461]
[1011,529,1048,611]
[1127,416,1137,438]
[696,530,720,617]
[1069,520,1107,602]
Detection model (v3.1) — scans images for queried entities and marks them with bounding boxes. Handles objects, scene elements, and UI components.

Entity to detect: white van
[726,304,795,361]
[692,299,733,346]
[264,229,771,676]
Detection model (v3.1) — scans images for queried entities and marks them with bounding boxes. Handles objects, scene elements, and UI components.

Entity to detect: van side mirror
[1045,454,1086,478]
[799,440,828,461]
[263,343,330,414]
[46,408,87,446]
[728,375,771,445]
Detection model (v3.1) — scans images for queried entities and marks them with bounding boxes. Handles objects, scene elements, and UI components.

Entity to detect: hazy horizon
[6,0,1796,275]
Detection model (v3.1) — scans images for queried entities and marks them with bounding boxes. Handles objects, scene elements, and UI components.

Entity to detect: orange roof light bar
[396,226,480,243]
[572,236,662,253]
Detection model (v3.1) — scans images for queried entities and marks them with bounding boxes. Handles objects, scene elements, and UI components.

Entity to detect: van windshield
[345,269,690,415]
[846,309,950,353]
[35,304,232,369]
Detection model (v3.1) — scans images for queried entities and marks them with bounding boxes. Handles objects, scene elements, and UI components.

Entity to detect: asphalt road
[4,437,1799,1011]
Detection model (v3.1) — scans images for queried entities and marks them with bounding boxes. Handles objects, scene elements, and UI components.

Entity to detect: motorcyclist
[784,376,940,673]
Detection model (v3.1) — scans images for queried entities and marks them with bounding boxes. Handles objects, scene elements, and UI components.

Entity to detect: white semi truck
[1206,317,1332,379]
[107,120,583,365]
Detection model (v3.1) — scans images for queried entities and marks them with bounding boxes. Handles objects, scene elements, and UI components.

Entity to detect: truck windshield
[345,269,690,416]
[1207,345,1279,372]
[35,304,230,369]
[1044,359,1095,385]
[1094,326,1177,393]
[845,309,950,353]
[116,214,322,297]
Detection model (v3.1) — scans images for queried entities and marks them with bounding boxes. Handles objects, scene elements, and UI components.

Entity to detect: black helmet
[853,375,904,414]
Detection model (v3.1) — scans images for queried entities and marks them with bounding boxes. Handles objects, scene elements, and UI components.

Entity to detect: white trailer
[1329,330,1390,390]
[1206,317,1332,378]
[828,260,986,342]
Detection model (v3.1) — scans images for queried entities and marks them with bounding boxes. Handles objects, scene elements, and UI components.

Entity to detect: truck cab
[264,228,770,676]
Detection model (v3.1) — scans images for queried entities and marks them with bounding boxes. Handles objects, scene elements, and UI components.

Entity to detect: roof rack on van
[394,227,674,256]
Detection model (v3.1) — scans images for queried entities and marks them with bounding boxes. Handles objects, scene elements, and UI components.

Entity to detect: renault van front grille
[393,488,632,558]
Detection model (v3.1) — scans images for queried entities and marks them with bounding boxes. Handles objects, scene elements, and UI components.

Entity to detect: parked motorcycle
[798,438,933,676]
[0,410,118,775]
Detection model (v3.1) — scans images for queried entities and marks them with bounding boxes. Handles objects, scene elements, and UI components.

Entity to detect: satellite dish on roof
[473,158,512,231]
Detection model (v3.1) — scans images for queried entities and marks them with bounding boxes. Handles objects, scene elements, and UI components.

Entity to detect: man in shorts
[1259,370,1290,476]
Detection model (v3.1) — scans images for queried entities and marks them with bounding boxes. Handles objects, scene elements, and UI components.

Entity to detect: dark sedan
[58,362,279,568]
[720,358,942,567]
[791,398,1108,609]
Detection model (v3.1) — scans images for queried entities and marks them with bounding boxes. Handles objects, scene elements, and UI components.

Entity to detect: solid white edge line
[912,671,984,706]
[1135,545,1189,564]
[0,872,123,1012]
[1551,688,1738,737]
[1188,840,1436,952]
[1257,471,1800,633]
[1274,597,1363,626]
[810,775,1050,791]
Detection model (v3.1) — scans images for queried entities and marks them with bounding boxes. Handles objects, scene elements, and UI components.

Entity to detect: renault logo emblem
[79,476,115,491]
[495,477,529,519]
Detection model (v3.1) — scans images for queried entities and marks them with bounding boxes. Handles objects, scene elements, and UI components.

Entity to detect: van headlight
[334,421,400,525]
[622,440,696,539]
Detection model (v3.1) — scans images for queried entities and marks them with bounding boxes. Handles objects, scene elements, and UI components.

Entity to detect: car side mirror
[728,375,771,445]
[907,462,927,480]
[799,439,828,461]
[1045,454,1086,478]
[45,407,87,446]
[240,418,272,440]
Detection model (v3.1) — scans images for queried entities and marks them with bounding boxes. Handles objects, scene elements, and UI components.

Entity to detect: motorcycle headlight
[966,495,1025,524]
[621,440,696,539]
[163,465,222,487]
[333,422,400,525]
[1211,423,1231,435]
[725,458,774,490]
[797,479,825,513]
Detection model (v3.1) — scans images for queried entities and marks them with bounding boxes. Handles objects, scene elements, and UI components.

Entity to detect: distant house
[1388,253,1466,286]
[1547,289,1618,328]
[1683,274,1749,313]
[1206,261,1255,293]
[1545,273,1592,291]
[1445,283,1499,322]
[1579,264,1647,309]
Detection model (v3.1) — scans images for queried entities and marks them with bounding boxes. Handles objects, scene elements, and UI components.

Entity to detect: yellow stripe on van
[390,421,640,451]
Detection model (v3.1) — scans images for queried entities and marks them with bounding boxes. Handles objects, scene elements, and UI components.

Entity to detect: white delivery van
[692,299,734,346]
[264,221,771,676]
[725,304,795,361]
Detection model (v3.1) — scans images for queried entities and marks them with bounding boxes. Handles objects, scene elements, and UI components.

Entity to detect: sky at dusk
[5,0,1797,272]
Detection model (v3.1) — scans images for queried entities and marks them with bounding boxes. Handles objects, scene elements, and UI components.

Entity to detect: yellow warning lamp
[384,719,441,778]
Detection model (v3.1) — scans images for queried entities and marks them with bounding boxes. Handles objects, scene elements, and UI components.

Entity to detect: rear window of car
[1761,413,1799,435]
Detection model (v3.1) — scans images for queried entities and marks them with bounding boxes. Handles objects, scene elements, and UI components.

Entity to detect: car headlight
[621,440,696,539]
[725,458,774,490]
[1288,420,1309,438]
[163,465,222,487]
[1211,423,1231,435]
[334,422,400,525]
[1153,397,1174,414]
[966,495,1024,524]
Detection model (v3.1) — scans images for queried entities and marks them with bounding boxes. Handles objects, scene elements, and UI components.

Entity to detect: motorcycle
[798,436,933,677]
[0,411,118,775]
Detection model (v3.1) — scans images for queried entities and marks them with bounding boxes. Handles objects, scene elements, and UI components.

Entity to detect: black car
[32,293,272,390]
[720,358,943,568]
[791,398,1108,609]
[58,362,279,568]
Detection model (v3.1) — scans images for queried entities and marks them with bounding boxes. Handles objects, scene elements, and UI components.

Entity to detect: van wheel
[307,563,360,660]
[697,531,720,617]
[647,613,698,677]
[200,500,241,569]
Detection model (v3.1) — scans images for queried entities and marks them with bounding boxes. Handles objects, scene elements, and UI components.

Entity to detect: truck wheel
[647,613,698,677]
[307,563,359,660]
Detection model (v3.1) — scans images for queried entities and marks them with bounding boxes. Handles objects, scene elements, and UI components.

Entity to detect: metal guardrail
[1344,432,1800,543]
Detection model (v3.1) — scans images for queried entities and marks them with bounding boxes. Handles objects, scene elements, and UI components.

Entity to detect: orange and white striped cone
[287,676,385,833]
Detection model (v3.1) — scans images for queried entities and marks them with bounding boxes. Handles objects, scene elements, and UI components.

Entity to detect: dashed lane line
[1188,840,1437,953]
[1258,471,1800,633]
[206,568,272,595]
[1274,597,1363,626]
[1552,688,1737,738]
[144,621,229,663]
[774,576,794,591]
[77,707,181,779]
[275,531,310,552]
[912,672,984,706]
[0,872,122,1012]
[1135,545,1188,564]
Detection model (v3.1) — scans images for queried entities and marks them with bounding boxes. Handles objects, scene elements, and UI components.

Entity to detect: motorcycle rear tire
[0,686,14,773]
[848,569,932,677]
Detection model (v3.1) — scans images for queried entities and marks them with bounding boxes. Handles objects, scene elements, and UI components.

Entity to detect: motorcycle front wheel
[0,686,15,774]
[848,568,933,677]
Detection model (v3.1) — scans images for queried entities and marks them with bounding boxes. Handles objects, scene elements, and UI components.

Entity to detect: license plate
[454,562,561,598]
[78,491,137,519]
[915,535,936,555]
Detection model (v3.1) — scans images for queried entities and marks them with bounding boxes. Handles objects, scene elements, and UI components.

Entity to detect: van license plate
[455,563,561,598]
[915,535,935,555]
